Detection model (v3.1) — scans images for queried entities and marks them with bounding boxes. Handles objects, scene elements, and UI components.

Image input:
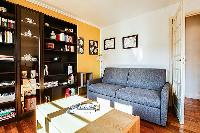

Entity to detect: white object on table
[114,102,133,115]
[97,97,110,108]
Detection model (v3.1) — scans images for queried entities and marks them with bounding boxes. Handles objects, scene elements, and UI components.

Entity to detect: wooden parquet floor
[0,98,199,133]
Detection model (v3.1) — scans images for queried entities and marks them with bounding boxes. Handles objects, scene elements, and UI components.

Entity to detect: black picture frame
[122,35,138,49]
[77,37,84,54]
[104,37,115,50]
[89,40,98,55]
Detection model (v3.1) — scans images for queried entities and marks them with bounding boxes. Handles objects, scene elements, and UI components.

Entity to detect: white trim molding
[186,9,200,17]
[26,0,100,29]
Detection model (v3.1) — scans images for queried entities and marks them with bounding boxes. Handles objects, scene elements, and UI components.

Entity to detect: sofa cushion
[88,83,123,97]
[102,68,129,86]
[127,68,166,90]
[116,87,161,108]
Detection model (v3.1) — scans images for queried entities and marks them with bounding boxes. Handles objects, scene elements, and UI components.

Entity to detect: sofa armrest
[87,78,102,86]
[160,82,170,126]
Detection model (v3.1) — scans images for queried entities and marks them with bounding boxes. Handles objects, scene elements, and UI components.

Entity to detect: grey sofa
[87,68,169,126]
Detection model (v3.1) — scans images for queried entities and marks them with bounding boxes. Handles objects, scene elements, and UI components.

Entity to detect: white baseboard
[185,95,200,100]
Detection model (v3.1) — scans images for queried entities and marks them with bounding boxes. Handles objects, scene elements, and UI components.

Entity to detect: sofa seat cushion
[88,83,123,97]
[116,87,161,108]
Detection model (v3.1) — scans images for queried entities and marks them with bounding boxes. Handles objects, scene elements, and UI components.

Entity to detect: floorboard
[0,98,199,133]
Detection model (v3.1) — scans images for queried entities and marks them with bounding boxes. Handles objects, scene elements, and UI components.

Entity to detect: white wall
[185,0,200,13]
[185,15,200,99]
[185,0,200,99]
[101,5,177,81]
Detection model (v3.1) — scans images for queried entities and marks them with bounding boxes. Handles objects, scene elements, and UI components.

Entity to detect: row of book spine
[0,31,14,44]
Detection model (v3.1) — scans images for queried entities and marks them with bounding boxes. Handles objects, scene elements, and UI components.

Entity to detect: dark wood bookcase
[0,1,77,125]
[43,15,77,101]
[0,1,17,125]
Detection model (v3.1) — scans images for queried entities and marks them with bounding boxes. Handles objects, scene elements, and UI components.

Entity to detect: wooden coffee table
[36,96,140,133]
[77,109,140,133]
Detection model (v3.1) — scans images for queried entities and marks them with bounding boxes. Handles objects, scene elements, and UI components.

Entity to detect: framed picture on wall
[77,37,84,54]
[89,40,98,55]
[122,35,138,49]
[104,38,115,50]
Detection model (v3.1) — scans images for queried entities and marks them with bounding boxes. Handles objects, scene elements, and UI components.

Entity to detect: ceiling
[39,0,178,28]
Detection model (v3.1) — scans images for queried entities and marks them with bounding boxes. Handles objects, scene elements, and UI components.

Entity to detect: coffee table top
[37,95,139,133]
[37,95,113,132]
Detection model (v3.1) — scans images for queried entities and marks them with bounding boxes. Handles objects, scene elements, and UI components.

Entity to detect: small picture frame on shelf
[104,38,115,50]
[21,71,27,79]
[89,40,98,55]
[46,43,54,49]
[30,70,36,79]
[122,35,138,49]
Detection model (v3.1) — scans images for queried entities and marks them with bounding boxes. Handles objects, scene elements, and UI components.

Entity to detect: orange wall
[8,0,100,78]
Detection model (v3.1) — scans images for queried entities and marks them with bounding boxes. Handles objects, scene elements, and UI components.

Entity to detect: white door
[172,0,185,124]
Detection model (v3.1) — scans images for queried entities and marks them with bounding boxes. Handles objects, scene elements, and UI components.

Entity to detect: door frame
[170,9,200,91]
[169,0,186,124]
[186,9,200,17]
[169,3,200,125]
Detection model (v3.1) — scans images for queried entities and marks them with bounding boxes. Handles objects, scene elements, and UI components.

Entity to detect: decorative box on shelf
[77,72,93,96]
[25,96,36,112]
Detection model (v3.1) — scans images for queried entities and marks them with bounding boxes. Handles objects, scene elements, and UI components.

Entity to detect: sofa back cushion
[102,68,129,86]
[127,68,166,90]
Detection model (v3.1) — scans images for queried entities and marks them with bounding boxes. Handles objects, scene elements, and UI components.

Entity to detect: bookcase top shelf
[0,12,15,19]
[44,25,76,36]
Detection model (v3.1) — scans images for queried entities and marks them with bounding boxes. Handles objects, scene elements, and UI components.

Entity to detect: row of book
[0,31,14,44]
[0,92,15,103]
[0,55,14,61]
[0,107,16,122]
[0,81,15,87]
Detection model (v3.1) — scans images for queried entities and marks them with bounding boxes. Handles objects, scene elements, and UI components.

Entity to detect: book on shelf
[0,107,16,122]
[0,55,14,61]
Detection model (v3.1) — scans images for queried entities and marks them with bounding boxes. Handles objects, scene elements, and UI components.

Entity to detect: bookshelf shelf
[0,100,15,107]
[0,12,15,19]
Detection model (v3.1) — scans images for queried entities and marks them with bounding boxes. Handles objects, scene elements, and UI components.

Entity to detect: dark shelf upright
[16,6,43,119]
[0,1,17,126]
